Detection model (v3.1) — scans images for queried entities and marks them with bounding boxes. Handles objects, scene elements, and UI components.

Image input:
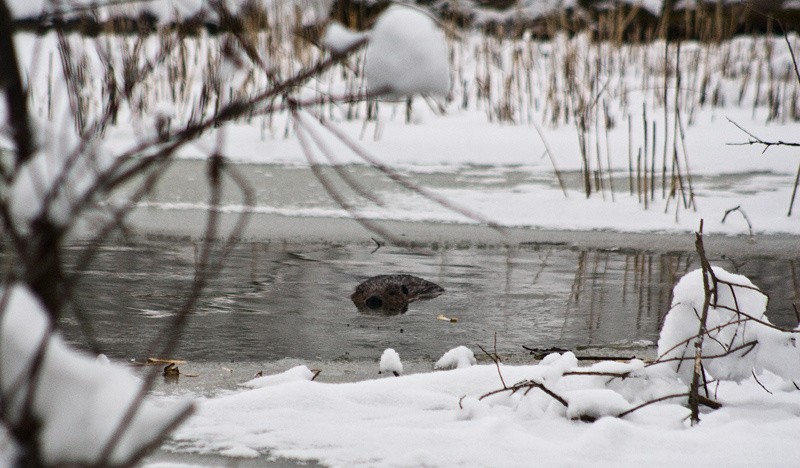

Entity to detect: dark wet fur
[351,274,445,315]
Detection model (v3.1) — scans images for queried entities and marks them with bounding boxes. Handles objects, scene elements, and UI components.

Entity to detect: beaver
[351,274,444,314]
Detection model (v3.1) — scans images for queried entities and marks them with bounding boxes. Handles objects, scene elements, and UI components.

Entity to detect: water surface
[60,240,800,367]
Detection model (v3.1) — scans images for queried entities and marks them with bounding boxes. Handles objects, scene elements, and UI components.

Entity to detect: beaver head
[351,274,444,315]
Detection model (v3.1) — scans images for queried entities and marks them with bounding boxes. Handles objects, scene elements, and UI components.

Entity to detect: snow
[0,284,192,465]
[364,6,450,96]
[379,348,403,376]
[240,365,315,389]
[658,266,800,384]
[166,352,800,466]
[322,22,367,55]
[565,389,631,420]
[434,345,477,369]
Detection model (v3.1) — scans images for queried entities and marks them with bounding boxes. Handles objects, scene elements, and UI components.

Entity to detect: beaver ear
[401,285,409,295]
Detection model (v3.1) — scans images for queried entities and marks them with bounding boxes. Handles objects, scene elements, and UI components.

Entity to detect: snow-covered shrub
[657,266,800,384]
[322,22,367,55]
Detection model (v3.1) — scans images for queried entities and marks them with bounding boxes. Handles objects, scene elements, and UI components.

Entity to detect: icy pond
[46,159,800,394]
[59,236,799,382]
[54,160,800,375]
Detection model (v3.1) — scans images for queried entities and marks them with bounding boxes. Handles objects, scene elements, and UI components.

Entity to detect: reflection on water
[57,240,800,363]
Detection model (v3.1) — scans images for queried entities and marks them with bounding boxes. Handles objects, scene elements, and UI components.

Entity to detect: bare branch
[293,111,415,249]
[651,340,759,366]
[726,118,800,153]
[751,370,774,395]
[617,393,690,418]
[690,220,712,425]
[721,205,754,240]
[476,343,506,390]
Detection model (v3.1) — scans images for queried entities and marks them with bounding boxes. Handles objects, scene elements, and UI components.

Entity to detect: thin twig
[751,370,773,395]
[477,342,507,389]
[309,110,505,232]
[617,393,689,418]
[726,118,800,152]
[721,205,754,240]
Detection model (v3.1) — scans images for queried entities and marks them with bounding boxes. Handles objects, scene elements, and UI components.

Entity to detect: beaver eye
[365,296,383,309]
[401,285,409,295]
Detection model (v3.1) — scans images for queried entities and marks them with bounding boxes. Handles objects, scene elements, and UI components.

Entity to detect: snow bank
[0,285,192,465]
[7,28,800,236]
[169,350,800,466]
[657,266,800,384]
[364,6,449,96]
[435,345,477,369]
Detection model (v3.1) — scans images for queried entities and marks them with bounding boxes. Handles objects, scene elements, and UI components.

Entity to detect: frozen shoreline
[125,206,799,255]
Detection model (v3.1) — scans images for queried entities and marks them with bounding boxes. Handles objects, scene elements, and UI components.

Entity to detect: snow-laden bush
[657,266,800,383]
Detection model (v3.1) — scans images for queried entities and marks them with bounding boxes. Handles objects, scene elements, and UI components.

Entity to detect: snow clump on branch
[322,22,367,55]
[364,6,450,97]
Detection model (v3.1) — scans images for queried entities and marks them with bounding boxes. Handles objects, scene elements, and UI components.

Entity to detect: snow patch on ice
[379,348,403,376]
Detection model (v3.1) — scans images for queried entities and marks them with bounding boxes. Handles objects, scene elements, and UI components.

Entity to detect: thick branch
[0,0,35,167]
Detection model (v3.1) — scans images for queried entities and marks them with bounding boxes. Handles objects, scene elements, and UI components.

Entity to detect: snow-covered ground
[158,360,800,466]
